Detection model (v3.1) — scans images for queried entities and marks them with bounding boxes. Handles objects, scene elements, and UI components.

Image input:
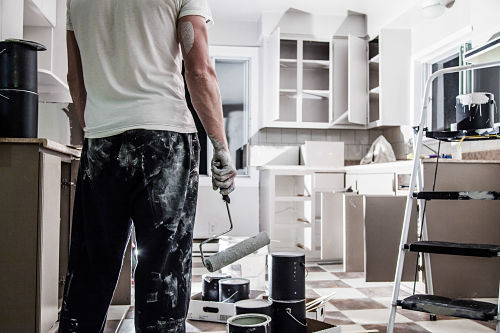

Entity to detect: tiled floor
[107,259,498,333]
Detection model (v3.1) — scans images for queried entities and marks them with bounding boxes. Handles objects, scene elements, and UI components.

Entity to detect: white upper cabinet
[347,35,368,125]
[368,29,412,127]
[24,0,57,27]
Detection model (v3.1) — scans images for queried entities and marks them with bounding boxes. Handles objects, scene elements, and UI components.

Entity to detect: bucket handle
[301,262,309,278]
[221,291,239,303]
[0,92,9,100]
[0,49,6,56]
[285,308,307,327]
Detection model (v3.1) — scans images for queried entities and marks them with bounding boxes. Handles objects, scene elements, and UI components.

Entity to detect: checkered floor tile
[106,259,497,333]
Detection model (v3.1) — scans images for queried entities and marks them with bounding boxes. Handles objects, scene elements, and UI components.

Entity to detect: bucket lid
[227,314,271,327]
[219,278,250,285]
[1,39,46,51]
[235,299,272,308]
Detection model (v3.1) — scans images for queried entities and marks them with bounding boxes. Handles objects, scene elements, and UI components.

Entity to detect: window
[183,58,250,176]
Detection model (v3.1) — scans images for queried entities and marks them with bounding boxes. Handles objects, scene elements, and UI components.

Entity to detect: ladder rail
[387,60,500,333]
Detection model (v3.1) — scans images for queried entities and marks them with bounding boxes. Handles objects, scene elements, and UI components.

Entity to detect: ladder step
[413,191,500,200]
[404,241,500,257]
[399,294,498,321]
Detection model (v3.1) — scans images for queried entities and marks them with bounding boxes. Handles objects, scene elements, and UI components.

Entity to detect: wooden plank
[0,144,40,332]
[38,152,61,333]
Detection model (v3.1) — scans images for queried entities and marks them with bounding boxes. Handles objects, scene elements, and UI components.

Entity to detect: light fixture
[421,0,455,18]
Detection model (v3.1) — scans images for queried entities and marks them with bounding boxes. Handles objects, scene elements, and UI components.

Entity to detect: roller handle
[214,160,231,204]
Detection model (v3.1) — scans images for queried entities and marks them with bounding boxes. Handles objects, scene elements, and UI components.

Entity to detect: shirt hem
[84,123,198,138]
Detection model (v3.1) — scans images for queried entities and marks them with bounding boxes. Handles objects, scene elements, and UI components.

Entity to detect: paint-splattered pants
[59,129,200,333]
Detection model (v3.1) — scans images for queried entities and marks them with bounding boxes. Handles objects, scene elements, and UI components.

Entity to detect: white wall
[0,0,23,39]
[37,102,71,145]
[208,20,261,46]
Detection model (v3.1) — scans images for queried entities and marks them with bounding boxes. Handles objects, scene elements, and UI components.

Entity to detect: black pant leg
[131,132,200,333]
[60,137,133,333]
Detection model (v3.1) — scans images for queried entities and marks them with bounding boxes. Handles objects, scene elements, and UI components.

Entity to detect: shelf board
[369,54,380,63]
[303,89,329,99]
[279,89,297,96]
[280,59,297,68]
[275,195,312,202]
[369,86,380,94]
[464,36,500,64]
[38,69,72,103]
[302,60,330,69]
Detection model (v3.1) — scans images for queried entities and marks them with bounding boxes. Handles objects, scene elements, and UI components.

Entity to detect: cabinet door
[260,28,280,126]
[347,35,368,125]
[39,152,61,333]
[331,37,348,125]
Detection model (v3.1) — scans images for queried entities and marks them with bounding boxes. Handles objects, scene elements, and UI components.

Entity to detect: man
[60,0,236,332]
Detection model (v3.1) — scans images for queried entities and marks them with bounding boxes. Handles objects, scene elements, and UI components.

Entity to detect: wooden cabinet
[368,29,412,128]
[0,139,79,332]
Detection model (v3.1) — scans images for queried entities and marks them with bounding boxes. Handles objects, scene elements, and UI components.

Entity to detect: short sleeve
[178,0,214,26]
[66,0,73,31]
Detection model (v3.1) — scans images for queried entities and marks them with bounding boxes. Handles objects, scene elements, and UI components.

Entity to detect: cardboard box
[188,291,266,323]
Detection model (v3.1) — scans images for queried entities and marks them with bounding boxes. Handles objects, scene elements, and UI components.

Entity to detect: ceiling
[208,0,420,24]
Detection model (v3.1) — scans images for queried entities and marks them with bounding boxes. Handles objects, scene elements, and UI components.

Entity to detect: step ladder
[387,60,500,333]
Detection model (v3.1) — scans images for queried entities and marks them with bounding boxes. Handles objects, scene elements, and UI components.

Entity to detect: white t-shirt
[66,0,213,138]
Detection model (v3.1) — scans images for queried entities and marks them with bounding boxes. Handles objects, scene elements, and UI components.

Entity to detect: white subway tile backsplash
[340,130,356,144]
[297,129,312,144]
[281,128,298,144]
[345,144,363,160]
[369,129,383,142]
[355,130,369,144]
[326,130,341,142]
[311,129,327,141]
[266,128,282,144]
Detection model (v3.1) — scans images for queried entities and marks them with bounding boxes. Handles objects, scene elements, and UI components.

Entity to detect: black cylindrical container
[235,299,273,316]
[270,299,306,333]
[0,89,38,138]
[269,252,305,301]
[227,314,271,333]
[456,92,496,130]
[201,273,231,301]
[219,278,250,303]
[0,39,46,92]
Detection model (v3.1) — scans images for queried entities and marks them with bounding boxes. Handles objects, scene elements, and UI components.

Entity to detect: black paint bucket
[456,92,496,130]
[0,89,38,138]
[235,299,273,316]
[227,314,271,333]
[201,273,231,301]
[270,299,306,333]
[219,278,250,303]
[0,39,46,92]
[269,252,305,301]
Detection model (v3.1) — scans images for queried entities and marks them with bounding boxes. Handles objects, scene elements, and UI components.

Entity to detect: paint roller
[200,194,270,272]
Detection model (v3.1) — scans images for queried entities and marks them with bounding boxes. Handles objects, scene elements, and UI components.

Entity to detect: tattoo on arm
[180,21,194,55]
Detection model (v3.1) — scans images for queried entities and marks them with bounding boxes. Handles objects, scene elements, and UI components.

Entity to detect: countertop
[258,160,414,174]
[0,138,81,157]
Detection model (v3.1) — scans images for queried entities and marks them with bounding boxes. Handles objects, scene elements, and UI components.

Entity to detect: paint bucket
[270,298,306,333]
[456,92,496,130]
[235,299,273,316]
[0,89,38,138]
[201,273,231,301]
[219,278,250,303]
[269,252,305,301]
[227,313,271,333]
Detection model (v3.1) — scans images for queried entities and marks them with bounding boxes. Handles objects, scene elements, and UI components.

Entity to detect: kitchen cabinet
[259,31,369,129]
[23,0,71,102]
[345,161,413,196]
[260,28,333,129]
[259,166,344,260]
[331,35,368,127]
[368,29,412,128]
[24,0,57,27]
[0,139,79,332]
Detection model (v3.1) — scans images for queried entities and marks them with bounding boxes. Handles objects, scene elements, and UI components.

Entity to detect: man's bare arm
[66,31,86,128]
[178,15,236,195]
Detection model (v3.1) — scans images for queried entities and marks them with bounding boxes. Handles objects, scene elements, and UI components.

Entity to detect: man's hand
[211,148,236,196]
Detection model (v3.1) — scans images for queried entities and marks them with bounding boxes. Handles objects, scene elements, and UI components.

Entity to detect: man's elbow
[186,62,216,83]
